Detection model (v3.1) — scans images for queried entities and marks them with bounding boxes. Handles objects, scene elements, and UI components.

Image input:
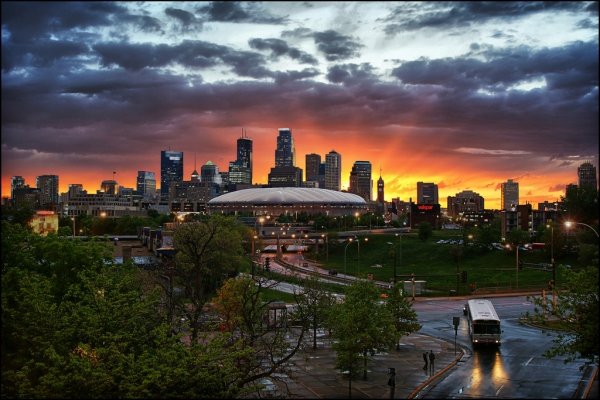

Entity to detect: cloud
[248,38,318,65]
[548,183,569,192]
[165,7,201,30]
[198,1,287,24]
[326,63,376,85]
[454,148,532,156]
[312,30,363,61]
[382,1,594,35]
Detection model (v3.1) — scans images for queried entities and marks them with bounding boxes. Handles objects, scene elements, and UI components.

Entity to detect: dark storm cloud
[281,27,313,38]
[93,40,273,78]
[312,30,363,61]
[392,41,599,94]
[383,1,596,35]
[1,1,124,44]
[326,63,376,85]
[165,7,197,27]
[2,40,89,72]
[248,38,318,65]
[198,1,287,24]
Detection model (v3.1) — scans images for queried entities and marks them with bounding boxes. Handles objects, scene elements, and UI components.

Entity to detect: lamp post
[386,242,397,284]
[72,216,76,238]
[564,221,600,238]
[344,238,355,276]
[321,226,329,262]
[505,243,519,289]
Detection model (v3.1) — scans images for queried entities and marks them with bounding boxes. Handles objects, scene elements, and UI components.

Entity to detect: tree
[211,276,307,394]
[328,280,396,391]
[527,264,599,367]
[294,275,336,350]
[386,282,421,350]
[171,215,248,343]
[561,186,599,226]
[418,222,432,241]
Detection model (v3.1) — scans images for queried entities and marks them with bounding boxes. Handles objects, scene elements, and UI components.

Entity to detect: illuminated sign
[417,205,434,211]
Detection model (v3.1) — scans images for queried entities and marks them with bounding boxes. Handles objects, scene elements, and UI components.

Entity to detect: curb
[407,346,466,399]
[582,365,598,399]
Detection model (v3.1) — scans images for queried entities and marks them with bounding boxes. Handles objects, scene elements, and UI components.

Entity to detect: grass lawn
[305,230,581,295]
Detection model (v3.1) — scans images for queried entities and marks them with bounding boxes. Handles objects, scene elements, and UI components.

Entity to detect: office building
[201,161,222,185]
[101,180,118,195]
[67,184,85,199]
[137,171,156,197]
[268,166,303,187]
[229,132,253,185]
[325,150,341,191]
[161,150,184,200]
[305,153,321,183]
[349,161,372,201]
[417,182,439,205]
[578,161,597,191]
[11,176,25,200]
[500,179,519,211]
[36,175,59,207]
[275,128,295,168]
[447,190,484,218]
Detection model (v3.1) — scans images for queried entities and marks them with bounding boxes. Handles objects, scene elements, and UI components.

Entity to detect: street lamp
[321,226,329,262]
[72,216,76,238]
[564,221,600,238]
[386,233,401,284]
[344,238,355,276]
[505,243,520,288]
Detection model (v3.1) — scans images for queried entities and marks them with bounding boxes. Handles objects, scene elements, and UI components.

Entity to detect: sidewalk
[273,332,462,399]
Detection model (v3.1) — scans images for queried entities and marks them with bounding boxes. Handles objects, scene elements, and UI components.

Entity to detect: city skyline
[2,2,598,209]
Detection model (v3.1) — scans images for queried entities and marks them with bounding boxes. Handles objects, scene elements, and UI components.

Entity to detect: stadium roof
[208,187,367,205]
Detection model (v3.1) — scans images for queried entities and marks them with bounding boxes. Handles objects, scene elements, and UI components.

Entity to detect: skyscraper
[578,161,597,191]
[325,150,341,191]
[161,150,184,200]
[36,175,59,207]
[201,161,222,184]
[101,180,118,195]
[417,182,439,204]
[305,153,321,183]
[229,132,253,185]
[11,176,25,200]
[136,171,156,197]
[349,161,372,201]
[275,128,295,167]
[501,179,519,210]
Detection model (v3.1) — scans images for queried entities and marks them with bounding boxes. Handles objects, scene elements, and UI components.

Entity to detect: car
[302,262,309,268]
[328,269,338,275]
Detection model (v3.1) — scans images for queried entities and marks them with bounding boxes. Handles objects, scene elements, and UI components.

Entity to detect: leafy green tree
[212,276,307,392]
[386,282,421,350]
[294,275,336,350]
[527,264,599,367]
[418,222,432,241]
[172,215,248,343]
[328,280,396,391]
[561,186,599,226]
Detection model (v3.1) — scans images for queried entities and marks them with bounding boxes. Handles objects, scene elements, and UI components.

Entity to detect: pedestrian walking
[422,352,428,370]
[429,350,435,375]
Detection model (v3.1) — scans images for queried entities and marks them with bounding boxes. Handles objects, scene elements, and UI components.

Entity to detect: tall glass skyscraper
[349,161,372,201]
[137,171,156,197]
[36,174,59,206]
[417,182,439,204]
[501,179,519,210]
[305,153,321,182]
[229,133,253,185]
[11,176,25,200]
[275,128,295,167]
[578,162,597,191]
[161,150,183,200]
[325,150,341,191]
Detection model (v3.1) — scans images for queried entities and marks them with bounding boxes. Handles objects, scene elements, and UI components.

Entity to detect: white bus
[463,299,501,346]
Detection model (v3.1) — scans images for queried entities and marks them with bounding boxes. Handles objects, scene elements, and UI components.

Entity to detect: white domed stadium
[207,187,368,216]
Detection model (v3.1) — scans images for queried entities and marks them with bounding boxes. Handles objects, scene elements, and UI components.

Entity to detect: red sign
[417,205,434,211]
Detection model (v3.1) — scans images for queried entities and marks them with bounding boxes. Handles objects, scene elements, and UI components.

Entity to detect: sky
[1,1,598,209]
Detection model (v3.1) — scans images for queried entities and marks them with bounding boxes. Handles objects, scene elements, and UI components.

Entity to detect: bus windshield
[473,322,501,335]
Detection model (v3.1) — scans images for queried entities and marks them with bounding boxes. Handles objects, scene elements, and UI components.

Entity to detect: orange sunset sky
[2,2,598,209]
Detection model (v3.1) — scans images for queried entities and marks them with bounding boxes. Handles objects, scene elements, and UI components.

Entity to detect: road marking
[524,357,533,366]
[496,384,504,396]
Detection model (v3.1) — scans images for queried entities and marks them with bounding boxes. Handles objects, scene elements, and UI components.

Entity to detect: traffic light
[264,257,271,272]
[461,270,467,283]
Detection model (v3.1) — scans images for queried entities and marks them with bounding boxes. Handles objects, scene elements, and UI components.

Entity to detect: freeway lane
[414,296,591,399]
